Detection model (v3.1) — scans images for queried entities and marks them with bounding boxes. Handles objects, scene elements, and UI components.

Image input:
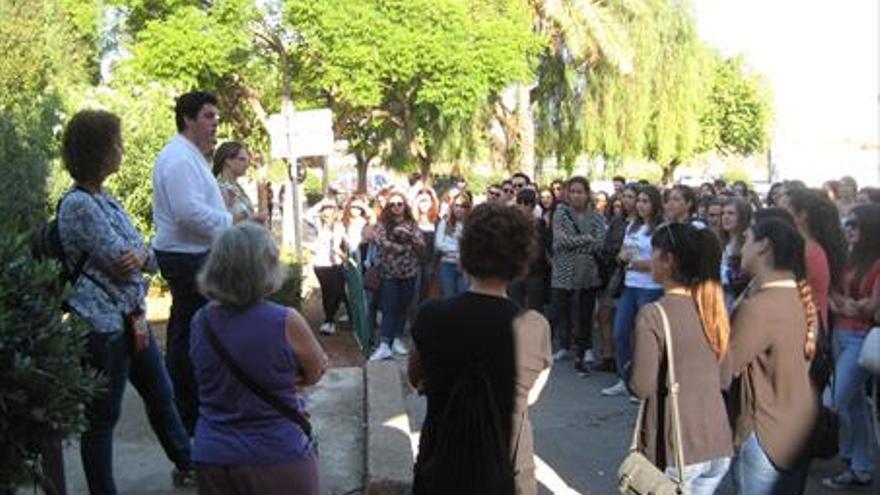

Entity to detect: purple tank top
[190,301,311,465]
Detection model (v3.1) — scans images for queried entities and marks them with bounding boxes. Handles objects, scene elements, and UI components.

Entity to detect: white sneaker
[337,312,349,323]
[601,380,628,397]
[629,395,641,404]
[552,349,573,362]
[582,350,597,365]
[391,338,408,356]
[319,322,336,335]
[369,343,393,361]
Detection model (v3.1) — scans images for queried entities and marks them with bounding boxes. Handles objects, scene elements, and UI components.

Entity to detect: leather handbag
[618,303,685,495]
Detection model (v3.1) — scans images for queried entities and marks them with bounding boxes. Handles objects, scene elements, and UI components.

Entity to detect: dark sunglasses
[513,182,526,189]
[488,190,501,197]
[844,219,858,229]
[388,201,405,207]
[503,188,514,193]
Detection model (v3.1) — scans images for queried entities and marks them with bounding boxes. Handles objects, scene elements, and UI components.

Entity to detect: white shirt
[623,222,661,289]
[434,217,462,263]
[152,134,232,253]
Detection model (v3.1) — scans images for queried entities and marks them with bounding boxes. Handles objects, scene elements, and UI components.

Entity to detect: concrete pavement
[55,367,363,495]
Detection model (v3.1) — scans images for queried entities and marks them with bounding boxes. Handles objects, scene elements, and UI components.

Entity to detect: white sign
[268,108,334,159]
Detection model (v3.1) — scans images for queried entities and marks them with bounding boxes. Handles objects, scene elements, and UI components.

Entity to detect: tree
[288,0,539,184]
[699,53,772,157]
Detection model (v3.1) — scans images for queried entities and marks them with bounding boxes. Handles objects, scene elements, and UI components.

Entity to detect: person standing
[508,188,549,311]
[211,141,266,224]
[719,197,752,310]
[58,110,194,493]
[434,191,472,298]
[726,217,819,494]
[369,192,425,361]
[152,91,232,434]
[602,185,664,396]
[190,222,327,495]
[823,204,880,490]
[548,177,607,372]
[629,223,733,494]
[409,203,551,495]
[310,201,347,335]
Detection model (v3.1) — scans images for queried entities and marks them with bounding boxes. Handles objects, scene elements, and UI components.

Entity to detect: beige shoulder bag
[618,302,685,495]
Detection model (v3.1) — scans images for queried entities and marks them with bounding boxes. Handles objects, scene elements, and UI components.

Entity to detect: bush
[0,229,101,486]
[267,248,304,310]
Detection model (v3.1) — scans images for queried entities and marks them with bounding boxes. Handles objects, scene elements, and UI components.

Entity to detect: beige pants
[515,466,537,495]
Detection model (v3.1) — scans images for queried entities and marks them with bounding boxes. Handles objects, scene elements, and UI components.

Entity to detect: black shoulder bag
[202,311,315,444]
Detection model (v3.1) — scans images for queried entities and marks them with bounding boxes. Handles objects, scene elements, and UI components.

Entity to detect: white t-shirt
[622,222,661,289]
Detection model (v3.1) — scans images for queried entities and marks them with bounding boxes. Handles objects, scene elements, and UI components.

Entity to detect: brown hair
[212,141,247,177]
[445,190,473,234]
[61,109,122,183]
[413,188,440,226]
[380,192,415,227]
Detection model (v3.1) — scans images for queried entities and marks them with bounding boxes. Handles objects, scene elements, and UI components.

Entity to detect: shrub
[0,229,101,487]
[267,248,304,310]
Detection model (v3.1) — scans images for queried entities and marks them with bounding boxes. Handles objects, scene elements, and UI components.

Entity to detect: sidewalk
[59,367,363,495]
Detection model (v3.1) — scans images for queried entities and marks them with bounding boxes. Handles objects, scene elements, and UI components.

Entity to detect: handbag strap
[655,302,686,484]
[201,310,313,440]
[626,302,687,483]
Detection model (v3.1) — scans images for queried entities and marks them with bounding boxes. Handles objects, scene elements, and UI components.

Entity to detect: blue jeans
[832,329,874,476]
[437,261,468,298]
[733,432,807,495]
[81,329,191,495]
[665,457,731,495]
[613,286,663,379]
[155,250,208,434]
[379,277,416,344]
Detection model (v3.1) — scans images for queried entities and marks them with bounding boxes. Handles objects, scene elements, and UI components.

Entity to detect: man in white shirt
[152,90,232,434]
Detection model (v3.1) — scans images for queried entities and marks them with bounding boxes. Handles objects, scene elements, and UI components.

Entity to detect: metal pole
[283,99,303,258]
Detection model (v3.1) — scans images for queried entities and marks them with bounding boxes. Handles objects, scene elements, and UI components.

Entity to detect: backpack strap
[201,309,313,441]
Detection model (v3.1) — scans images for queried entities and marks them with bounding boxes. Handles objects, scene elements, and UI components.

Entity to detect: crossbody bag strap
[654,302,686,484]
[201,309,313,440]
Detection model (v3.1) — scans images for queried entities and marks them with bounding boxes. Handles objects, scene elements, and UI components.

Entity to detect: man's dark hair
[61,109,122,183]
[511,172,531,184]
[516,188,537,207]
[612,175,626,184]
[175,90,218,132]
[461,204,536,281]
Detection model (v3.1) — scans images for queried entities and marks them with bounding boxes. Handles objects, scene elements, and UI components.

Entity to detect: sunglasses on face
[503,188,513,194]
[388,201,405,208]
[513,182,526,189]
[488,190,501,197]
[844,219,858,229]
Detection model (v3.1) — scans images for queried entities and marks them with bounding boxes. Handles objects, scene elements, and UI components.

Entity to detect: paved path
[404,357,879,494]
[57,367,363,495]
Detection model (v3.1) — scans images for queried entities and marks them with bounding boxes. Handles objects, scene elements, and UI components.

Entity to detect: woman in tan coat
[629,223,733,494]
[726,215,819,495]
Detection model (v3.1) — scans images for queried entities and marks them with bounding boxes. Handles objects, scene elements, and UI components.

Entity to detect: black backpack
[31,187,93,292]
[414,365,516,495]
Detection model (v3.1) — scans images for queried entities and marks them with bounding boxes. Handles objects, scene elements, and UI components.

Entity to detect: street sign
[268,108,334,159]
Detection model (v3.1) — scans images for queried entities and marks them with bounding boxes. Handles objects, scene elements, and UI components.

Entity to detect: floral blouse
[218,179,255,218]
[58,187,156,333]
[375,220,425,279]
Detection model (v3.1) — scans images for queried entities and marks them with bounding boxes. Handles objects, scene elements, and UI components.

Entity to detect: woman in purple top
[190,222,327,495]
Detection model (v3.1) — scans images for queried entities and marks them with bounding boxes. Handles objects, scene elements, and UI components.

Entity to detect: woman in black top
[409,203,552,495]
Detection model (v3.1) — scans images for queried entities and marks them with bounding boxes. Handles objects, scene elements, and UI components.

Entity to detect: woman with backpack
[409,203,552,495]
[56,110,195,493]
[628,223,733,494]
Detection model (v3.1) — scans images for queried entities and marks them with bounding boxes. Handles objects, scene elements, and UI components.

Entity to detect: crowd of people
[52,88,879,495]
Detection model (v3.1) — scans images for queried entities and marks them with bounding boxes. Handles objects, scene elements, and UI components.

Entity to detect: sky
[692,0,879,185]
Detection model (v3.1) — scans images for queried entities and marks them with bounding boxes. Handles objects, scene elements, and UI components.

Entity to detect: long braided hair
[751,218,818,359]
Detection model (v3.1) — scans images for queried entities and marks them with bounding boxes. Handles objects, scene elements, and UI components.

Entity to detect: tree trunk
[355,154,369,194]
[516,83,536,180]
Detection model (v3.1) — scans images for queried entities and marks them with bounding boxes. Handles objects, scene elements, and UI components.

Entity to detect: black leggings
[314,265,347,323]
[550,288,598,352]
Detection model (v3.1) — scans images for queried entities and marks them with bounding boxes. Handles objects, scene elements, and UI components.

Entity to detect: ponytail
[652,223,730,359]
[692,228,730,359]
[797,279,818,359]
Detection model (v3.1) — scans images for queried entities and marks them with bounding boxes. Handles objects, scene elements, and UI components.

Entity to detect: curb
[364,360,414,495]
